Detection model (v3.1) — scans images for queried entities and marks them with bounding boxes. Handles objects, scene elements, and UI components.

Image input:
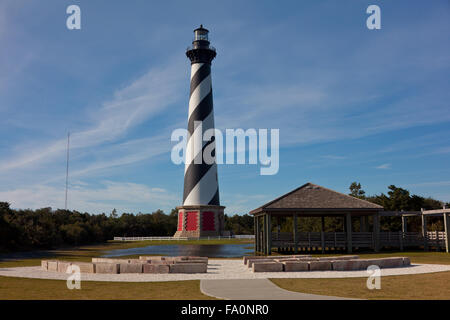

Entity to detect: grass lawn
[271,251,450,300]
[0,276,215,300]
[271,271,450,300]
[0,239,250,300]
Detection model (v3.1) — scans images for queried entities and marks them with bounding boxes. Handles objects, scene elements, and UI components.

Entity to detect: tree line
[0,203,255,252]
[0,183,447,252]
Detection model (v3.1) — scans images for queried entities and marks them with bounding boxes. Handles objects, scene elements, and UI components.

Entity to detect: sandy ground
[0,259,449,282]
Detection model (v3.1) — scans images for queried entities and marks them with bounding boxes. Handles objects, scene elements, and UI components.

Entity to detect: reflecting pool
[102,243,254,258]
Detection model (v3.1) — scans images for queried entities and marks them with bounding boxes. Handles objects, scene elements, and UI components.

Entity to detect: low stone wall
[243,255,310,265]
[119,263,143,274]
[309,261,332,271]
[41,256,208,274]
[143,264,170,274]
[253,262,283,272]
[169,263,208,274]
[72,262,96,274]
[57,261,72,273]
[47,260,58,272]
[94,263,119,274]
[247,255,412,273]
[283,261,309,272]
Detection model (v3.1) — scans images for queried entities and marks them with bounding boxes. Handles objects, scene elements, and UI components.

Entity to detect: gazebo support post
[255,215,260,253]
[443,211,449,253]
[321,216,325,253]
[276,217,280,240]
[262,214,266,255]
[293,214,298,254]
[253,216,258,254]
[346,213,352,253]
[373,213,380,252]
[266,213,272,255]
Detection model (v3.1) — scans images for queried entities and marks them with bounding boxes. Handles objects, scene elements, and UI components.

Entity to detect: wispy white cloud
[0,60,185,173]
[375,163,391,170]
[0,181,178,214]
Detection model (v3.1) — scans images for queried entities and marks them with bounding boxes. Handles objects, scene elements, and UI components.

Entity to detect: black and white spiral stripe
[183,62,220,206]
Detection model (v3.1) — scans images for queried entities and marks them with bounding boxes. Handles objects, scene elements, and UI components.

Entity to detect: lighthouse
[173,25,225,238]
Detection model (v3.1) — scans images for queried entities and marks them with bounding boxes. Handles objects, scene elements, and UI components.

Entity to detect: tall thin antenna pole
[65,132,70,210]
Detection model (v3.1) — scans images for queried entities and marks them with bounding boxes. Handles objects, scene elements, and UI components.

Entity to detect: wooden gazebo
[250,182,450,254]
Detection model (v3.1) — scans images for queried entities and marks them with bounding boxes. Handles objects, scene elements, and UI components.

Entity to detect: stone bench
[143,264,170,274]
[149,260,174,265]
[57,261,72,273]
[185,256,208,261]
[402,257,411,266]
[309,261,332,271]
[139,256,165,261]
[283,261,309,272]
[252,262,283,272]
[92,258,130,264]
[47,260,58,272]
[174,260,207,265]
[319,255,359,261]
[95,263,120,274]
[377,257,404,268]
[247,259,274,268]
[274,258,300,263]
[128,259,148,264]
[331,259,364,271]
[41,260,48,271]
[169,263,207,274]
[72,262,96,273]
[119,263,143,273]
[243,255,293,265]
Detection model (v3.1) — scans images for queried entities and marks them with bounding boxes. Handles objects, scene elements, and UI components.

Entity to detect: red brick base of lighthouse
[173,205,225,238]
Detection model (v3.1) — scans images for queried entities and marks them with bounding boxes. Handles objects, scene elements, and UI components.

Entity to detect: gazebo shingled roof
[250,182,383,215]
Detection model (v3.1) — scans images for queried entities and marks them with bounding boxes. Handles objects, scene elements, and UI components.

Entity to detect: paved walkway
[0,260,449,282]
[200,279,352,300]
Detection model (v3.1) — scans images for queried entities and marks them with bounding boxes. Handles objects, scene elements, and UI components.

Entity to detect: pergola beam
[422,208,450,215]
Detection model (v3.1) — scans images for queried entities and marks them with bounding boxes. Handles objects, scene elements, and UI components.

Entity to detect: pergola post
[293,214,298,254]
[373,213,380,252]
[401,215,407,233]
[321,216,325,253]
[346,213,352,253]
[443,211,449,253]
[421,209,428,251]
[266,213,272,255]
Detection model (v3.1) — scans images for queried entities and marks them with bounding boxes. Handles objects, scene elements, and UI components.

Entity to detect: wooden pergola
[250,183,450,255]
[381,207,450,252]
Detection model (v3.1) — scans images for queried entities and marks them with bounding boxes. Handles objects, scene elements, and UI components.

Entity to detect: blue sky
[0,0,449,215]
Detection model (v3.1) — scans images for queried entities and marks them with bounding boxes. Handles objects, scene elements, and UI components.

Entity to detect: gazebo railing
[270,231,447,251]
